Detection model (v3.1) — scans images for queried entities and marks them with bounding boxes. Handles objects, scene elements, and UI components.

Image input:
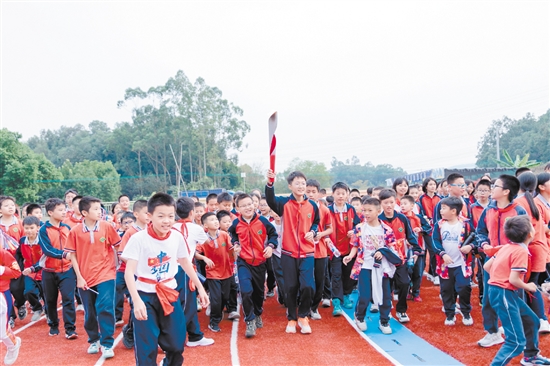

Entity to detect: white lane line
[230,304,241,366]
[341,311,402,366]
[94,331,124,366]
[14,306,62,334]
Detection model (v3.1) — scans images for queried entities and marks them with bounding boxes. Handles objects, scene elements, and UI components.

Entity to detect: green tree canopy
[330,156,406,188]
[59,160,121,201]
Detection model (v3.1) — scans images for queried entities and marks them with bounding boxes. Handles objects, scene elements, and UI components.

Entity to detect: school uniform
[312,202,332,313]
[269,222,285,305]
[327,203,360,304]
[228,214,277,322]
[116,224,144,323]
[487,243,540,365]
[197,230,235,327]
[475,200,527,334]
[62,215,82,230]
[18,236,44,314]
[38,221,77,334]
[66,220,121,348]
[403,211,432,298]
[0,217,25,322]
[121,227,187,366]
[0,248,21,350]
[418,193,441,278]
[266,185,319,321]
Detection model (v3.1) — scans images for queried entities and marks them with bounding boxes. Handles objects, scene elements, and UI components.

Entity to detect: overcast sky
[2,1,549,174]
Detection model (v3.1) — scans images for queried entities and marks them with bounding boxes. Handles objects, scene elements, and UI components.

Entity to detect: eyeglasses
[449,184,466,188]
[122,221,134,225]
[491,184,504,189]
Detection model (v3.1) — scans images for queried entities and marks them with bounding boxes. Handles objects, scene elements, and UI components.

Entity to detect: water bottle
[328,241,341,258]
[406,248,414,274]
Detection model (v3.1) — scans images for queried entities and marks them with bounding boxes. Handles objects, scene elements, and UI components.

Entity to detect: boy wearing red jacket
[266,170,319,334]
[229,194,277,338]
[327,182,361,315]
[0,247,22,365]
[19,216,45,322]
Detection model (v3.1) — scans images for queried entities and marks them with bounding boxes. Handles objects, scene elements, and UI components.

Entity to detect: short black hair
[26,203,41,216]
[195,202,205,208]
[79,196,102,214]
[422,178,437,194]
[148,193,175,214]
[287,171,307,185]
[440,196,463,216]
[45,198,65,213]
[320,188,327,195]
[392,178,409,194]
[366,187,373,195]
[332,182,349,193]
[498,174,520,202]
[64,189,78,198]
[201,212,217,225]
[306,179,321,191]
[236,193,253,207]
[111,202,120,214]
[378,189,396,201]
[476,179,491,190]
[515,167,531,177]
[326,196,334,204]
[401,195,416,205]
[410,184,421,191]
[361,196,380,207]
[118,194,130,202]
[350,188,360,195]
[72,195,83,203]
[446,173,464,185]
[132,199,148,213]
[537,173,550,195]
[176,197,195,219]
[350,196,361,204]
[504,215,533,243]
[373,186,385,192]
[206,193,218,203]
[120,211,136,223]
[23,216,41,227]
[216,210,231,221]
[217,192,233,204]
[0,195,15,208]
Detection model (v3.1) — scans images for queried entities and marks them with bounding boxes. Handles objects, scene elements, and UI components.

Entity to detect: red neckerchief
[147,223,171,241]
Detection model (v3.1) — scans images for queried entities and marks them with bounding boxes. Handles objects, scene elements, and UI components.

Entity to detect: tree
[0,129,62,202]
[283,158,333,189]
[492,150,540,168]
[330,156,406,187]
[59,160,121,201]
[476,111,550,167]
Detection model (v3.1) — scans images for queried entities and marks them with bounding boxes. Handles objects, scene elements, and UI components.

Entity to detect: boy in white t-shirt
[122,193,208,366]
[343,197,399,335]
[432,196,474,327]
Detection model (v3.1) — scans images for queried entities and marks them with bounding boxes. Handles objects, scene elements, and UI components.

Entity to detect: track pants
[1,290,17,349]
[79,279,116,348]
[282,254,314,321]
[42,269,76,332]
[311,257,328,312]
[237,258,266,322]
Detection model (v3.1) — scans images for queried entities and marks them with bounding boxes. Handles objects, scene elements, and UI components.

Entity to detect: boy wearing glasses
[469,179,491,229]
[433,174,470,222]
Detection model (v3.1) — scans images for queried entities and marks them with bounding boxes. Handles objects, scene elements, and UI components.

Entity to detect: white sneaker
[310,310,322,320]
[478,332,505,347]
[205,305,211,317]
[101,346,115,359]
[115,319,124,326]
[321,299,331,308]
[186,337,214,347]
[379,321,392,334]
[228,311,240,320]
[87,341,100,354]
[445,316,456,326]
[31,309,44,322]
[286,320,297,333]
[298,317,312,334]
[393,294,398,301]
[4,337,21,365]
[539,319,550,334]
[370,304,379,313]
[355,318,367,331]
[396,312,410,323]
[462,314,474,326]
[433,276,440,286]
[76,304,85,312]
[498,326,504,335]
[196,299,202,312]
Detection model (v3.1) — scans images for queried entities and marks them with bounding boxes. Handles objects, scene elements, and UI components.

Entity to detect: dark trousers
[526,272,547,320]
[237,258,266,322]
[323,263,332,299]
[9,277,25,319]
[488,285,540,366]
[134,291,185,366]
[208,277,235,325]
[266,258,276,292]
[330,255,356,302]
[175,266,203,342]
[79,279,116,347]
[311,257,328,312]
[226,275,238,313]
[115,271,128,321]
[270,255,286,305]
[440,267,472,318]
[425,235,437,277]
[42,269,76,332]
[482,270,499,333]
[23,276,44,312]
[281,254,314,321]
[393,265,410,313]
[355,269,392,323]
[411,255,425,297]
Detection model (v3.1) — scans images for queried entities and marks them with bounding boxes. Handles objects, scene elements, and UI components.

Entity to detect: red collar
[147,223,171,241]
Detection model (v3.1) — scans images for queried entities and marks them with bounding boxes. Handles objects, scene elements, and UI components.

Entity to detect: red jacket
[229,213,278,266]
[266,185,320,259]
[328,203,360,256]
[475,201,527,252]
[418,194,441,222]
[18,236,43,281]
[0,248,21,292]
[38,221,72,273]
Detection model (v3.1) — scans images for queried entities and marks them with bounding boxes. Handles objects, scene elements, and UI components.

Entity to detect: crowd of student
[0,163,550,366]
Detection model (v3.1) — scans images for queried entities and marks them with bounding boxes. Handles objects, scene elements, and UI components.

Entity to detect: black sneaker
[65,330,78,340]
[122,324,134,349]
[208,323,221,332]
[255,315,263,329]
[245,320,256,338]
[9,318,15,329]
[49,327,59,336]
[18,306,27,321]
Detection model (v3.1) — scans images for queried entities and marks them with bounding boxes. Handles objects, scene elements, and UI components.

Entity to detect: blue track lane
[343,292,464,366]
